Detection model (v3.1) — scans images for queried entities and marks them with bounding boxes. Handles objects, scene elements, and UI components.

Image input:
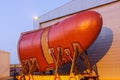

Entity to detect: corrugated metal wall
[39,1,120,80]
[38,0,116,25]
[90,2,120,80]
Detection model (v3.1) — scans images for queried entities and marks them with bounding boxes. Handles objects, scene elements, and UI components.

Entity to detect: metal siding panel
[38,0,116,24]
[90,2,120,79]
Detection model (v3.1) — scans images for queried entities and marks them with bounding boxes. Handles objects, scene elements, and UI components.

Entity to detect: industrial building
[33,0,120,80]
[0,50,10,78]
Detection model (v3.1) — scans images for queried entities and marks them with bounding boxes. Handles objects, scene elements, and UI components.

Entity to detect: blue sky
[0,0,71,64]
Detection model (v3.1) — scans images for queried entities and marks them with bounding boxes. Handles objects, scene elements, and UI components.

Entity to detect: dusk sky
[0,0,72,64]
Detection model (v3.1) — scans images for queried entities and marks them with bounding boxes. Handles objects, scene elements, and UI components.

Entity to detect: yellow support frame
[17,74,84,80]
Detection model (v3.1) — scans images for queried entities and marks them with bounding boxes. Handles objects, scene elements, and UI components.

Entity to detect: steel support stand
[69,43,84,80]
[50,47,62,80]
